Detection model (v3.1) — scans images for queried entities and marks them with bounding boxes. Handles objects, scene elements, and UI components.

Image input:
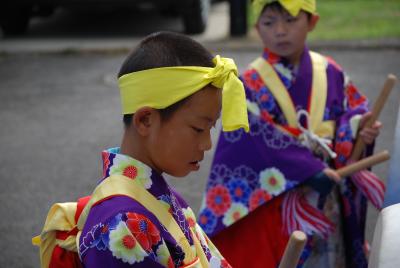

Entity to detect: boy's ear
[255,20,262,34]
[133,107,159,136]
[308,14,320,32]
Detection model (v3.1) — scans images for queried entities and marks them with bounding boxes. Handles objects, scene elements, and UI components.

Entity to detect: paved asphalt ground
[0,2,400,267]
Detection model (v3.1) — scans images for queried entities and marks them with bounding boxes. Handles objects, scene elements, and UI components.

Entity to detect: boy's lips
[189,158,203,170]
[189,161,200,170]
[276,41,291,49]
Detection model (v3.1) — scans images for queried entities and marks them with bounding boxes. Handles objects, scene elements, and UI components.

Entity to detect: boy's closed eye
[286,16,298,23]
[191,126,205,133]
[263,20,273,27]
[191,121,216,133]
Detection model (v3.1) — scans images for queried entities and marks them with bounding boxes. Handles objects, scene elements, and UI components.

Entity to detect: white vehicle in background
[0,0,210,36]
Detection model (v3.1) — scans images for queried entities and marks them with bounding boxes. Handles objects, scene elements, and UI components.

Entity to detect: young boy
[33,31,249,268]
[198,1,382,267]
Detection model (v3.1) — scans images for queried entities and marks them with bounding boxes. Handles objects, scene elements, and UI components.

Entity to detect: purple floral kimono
[79,148,231,268]
[198,48,375,267]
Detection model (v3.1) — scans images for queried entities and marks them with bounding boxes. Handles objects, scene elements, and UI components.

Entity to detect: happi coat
[198,48,377,268]
[78,148,231,268]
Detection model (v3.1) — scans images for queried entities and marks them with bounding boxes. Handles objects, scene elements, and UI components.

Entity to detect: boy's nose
[275,21,287,36]
[199,132,212,151]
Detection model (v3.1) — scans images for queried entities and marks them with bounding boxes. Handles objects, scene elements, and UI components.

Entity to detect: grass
[306,0,400,41]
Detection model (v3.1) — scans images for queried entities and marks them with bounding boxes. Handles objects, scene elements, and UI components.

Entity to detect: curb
[204,37,400,52]
[1,37,400,56]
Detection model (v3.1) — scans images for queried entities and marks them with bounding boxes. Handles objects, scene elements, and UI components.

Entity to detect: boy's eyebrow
[262,14,277,20]
[197,115,219,123]
[199,116,214,122]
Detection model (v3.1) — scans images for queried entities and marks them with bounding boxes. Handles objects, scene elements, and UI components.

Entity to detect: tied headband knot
[118,55,249,132]
[206,56,238,89]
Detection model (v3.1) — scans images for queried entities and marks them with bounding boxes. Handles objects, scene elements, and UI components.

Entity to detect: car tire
[182,0,210,34]
[229,0,247,36]
[0,5,31,36]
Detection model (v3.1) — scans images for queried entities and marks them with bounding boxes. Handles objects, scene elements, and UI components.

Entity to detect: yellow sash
[34,175,210,267]
[32,202,79,268]
[77,175,208,267]
[250,51,335,138]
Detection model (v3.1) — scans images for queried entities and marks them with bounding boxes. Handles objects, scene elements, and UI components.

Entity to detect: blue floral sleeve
[333,79,369,168]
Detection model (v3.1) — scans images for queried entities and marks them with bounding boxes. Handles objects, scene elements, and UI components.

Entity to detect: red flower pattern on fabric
[167,257,174,268]
[336,141,353,158]
[101,224,109,234]
[266,52,279,65]
[243,70,264,92]
[123,165,138,179]
[221,259,231,268]
[260,110,274,124]
[126,212,161,252]
[122,235,136,249]
[186,217,196,229]
[206,185,231,216]
[249,189,272,211]
[263,48,280,65]
[102,151,110,177]
[334,140,354,167]
[346,84,367,109]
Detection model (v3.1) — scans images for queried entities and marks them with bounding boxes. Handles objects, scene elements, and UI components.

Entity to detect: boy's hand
[359,112,383,145]
[305,169,340,196]
[323,168,341,183]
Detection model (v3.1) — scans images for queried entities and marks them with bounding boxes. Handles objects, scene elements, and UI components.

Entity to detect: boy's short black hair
[262,1,312,19]
[118,31,214,127]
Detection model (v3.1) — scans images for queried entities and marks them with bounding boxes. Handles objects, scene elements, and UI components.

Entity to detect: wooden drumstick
[350,74,397,161]
[278,230,307,268]
[338,150,390,178]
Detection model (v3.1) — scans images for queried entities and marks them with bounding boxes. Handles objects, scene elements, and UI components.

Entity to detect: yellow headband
[251,0,316,25]
[118,55,249,132]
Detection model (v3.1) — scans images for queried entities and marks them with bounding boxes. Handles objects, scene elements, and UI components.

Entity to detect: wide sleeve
[80,211,174,268]
[333,74,370,168]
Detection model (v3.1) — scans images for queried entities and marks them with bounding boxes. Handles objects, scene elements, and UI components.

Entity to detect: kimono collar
[262,48,296,84]
[262,48,293,67]
[262,47,314,82]
[101,147,169,193]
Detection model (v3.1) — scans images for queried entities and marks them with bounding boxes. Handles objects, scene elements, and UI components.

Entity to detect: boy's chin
[166,163,201,177]
[273,49,294,58]
[166,169,191,178]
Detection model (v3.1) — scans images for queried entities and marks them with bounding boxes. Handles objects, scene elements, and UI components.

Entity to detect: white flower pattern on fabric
[259,167,287,195]
[182,207,197,230]
[222,202,248,226]
[108,221,148,264]
[247,100,260,116]
[194,224,208,248]
[274,63,293,81]
[109,155,153,189]
[210,256,225,268]
[156,241,174,268]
